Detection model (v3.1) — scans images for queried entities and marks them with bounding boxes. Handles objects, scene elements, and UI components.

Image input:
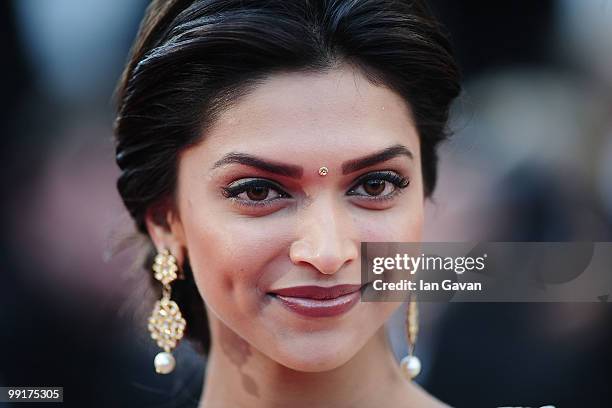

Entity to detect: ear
[144,197,188,268]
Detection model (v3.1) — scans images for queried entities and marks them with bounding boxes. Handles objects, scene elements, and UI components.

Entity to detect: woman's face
[171,65,424,371]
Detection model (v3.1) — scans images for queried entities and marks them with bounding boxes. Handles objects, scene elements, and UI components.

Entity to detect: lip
[268,284,364,318]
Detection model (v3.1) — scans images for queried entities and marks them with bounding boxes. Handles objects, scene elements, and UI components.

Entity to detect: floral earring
[400,295,421,380]
[147,249,186,374]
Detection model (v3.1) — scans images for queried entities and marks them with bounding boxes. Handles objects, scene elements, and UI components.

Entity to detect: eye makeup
[220,169,410,210]
[221,178,291,208]
[347,170,409,198]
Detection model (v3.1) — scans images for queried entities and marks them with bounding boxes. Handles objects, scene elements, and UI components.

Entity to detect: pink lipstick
[268,284,363,318]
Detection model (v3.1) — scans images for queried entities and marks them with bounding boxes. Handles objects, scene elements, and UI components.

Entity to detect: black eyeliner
[347,170,410,196]
[221,178,290,199]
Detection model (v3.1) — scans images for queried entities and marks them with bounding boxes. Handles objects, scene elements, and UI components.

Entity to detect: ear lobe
[144,200,187,267]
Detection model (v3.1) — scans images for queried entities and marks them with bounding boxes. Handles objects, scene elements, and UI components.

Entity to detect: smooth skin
[146,64,449,408]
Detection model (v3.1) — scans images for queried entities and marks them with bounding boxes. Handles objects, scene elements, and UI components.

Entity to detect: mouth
[267,283,369,318]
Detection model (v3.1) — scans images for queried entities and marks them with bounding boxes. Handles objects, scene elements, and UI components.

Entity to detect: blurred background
[1,0,611,407]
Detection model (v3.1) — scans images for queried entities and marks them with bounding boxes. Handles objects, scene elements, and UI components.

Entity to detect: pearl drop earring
[400,295,421,380]
[147,249,186,374]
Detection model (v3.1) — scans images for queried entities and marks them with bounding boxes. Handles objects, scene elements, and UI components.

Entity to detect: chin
[277,351,357,373]
[269,332,366,373]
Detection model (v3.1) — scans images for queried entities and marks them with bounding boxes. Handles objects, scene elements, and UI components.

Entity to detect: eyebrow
[341,144,413,174]
[211,144,413,179]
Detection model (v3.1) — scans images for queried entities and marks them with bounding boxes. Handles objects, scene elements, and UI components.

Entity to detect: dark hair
[114,0,460,354]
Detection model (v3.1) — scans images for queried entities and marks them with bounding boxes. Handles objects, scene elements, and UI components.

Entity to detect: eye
[347,171,409,199]
[222,178,290,207]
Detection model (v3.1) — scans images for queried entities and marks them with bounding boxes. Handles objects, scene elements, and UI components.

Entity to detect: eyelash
[221,171,410,208]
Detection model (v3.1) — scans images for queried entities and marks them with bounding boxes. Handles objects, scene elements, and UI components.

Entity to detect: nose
[289,194,359,275]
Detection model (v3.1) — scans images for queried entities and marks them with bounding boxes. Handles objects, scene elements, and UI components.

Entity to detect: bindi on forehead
[210,144,413,178]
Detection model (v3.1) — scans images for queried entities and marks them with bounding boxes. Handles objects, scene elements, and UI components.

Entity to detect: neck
[199,315,436,408]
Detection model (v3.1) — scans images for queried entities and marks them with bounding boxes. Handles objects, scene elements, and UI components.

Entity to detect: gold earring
[147,248,186,374]
[400,295,421,380]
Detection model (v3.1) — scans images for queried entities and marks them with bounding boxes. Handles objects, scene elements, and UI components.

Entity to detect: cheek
[353,195,424,242]
[179,197,291,321]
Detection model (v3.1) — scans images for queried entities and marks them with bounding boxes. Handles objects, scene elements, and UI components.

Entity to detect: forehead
[197,65,420,163]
